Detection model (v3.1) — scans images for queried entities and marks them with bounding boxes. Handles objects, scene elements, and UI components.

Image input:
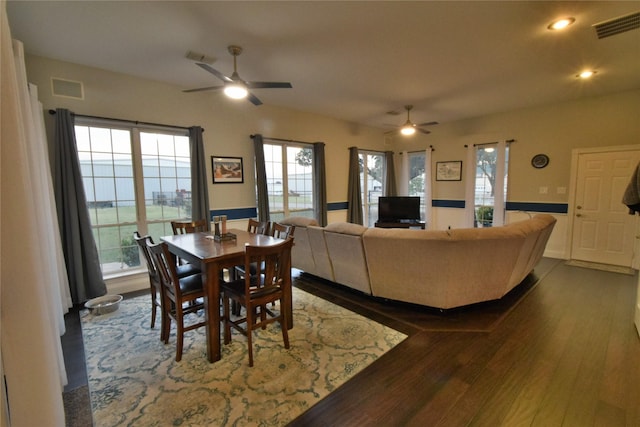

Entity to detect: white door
[571,149,640,267]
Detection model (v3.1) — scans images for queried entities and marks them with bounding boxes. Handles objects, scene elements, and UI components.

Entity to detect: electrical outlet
[539,186,548,194]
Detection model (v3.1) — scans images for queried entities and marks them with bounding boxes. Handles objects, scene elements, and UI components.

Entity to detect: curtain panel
[252,134,270,222]
[313,142,328,226]
[53,109,107,303]
[1,20,67,425]
[347,146,363,224]
[384,151,397,196]
[189,126,210,229]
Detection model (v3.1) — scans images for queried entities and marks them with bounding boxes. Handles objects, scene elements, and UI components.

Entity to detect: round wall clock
[531,154,549,169]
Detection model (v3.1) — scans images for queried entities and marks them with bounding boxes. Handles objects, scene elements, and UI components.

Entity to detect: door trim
[567,144,640,268]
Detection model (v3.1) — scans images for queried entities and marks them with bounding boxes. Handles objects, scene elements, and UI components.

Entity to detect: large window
[359,151,385,227]
[473,143,509,227]
[408,151,427,221]
[75,120,191,275]
[263,142,314,221]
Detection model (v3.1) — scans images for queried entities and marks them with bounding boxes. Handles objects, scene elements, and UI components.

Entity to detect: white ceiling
[6,1,640,130]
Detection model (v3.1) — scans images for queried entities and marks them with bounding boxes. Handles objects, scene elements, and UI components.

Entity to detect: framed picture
[211,156,244,184]
[436,161,462,181]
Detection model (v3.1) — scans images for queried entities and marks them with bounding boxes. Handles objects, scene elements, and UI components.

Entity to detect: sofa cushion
[324,222,368,236]
[281,216,319,227]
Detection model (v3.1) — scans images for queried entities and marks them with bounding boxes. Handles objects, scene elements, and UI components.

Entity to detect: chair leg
[281,313,290,350]
[175,305,184,362]
[150,287,157,329]
[162,295,172,345]
[223,296,232,345]
[246,305,254,367]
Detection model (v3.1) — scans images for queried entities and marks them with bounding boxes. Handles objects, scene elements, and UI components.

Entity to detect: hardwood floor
[61,259,640,426]
[289,260,640,427]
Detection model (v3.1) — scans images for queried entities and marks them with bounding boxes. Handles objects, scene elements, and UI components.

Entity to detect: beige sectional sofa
[282,214,556,310]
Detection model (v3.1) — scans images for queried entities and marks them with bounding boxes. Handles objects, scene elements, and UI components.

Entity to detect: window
[359,151,385,227]
[263,142,314,221]
[408,151,427,221]
[473,143,509,227]
[75,119,191,275]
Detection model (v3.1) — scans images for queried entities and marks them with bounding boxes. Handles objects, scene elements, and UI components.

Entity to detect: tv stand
[375,221,425,229]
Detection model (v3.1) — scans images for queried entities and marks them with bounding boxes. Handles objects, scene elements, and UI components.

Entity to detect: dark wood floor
[62,259,640,426]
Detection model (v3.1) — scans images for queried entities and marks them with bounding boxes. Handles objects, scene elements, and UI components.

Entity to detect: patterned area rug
[81,288,407,426]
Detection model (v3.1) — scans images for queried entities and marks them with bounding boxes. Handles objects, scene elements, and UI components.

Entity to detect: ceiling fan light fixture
[401,125,416,136]
[224,82,248,99]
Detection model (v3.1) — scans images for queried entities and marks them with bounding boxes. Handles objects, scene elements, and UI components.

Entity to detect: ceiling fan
[385,105,438,136]
[183,45,292,106]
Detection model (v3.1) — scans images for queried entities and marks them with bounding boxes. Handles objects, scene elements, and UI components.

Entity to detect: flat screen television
[377,196,421,223]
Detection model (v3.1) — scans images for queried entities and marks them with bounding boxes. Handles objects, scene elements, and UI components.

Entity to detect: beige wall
[393,89,640,203]
[25,55,640,293]
[28,54,640,214]
[26,54,388,215]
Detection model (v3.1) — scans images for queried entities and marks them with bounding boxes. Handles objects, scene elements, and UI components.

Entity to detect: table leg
[204,262,221,362]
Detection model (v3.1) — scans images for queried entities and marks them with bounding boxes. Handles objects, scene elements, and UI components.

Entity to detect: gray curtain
[252,134,270,221]
[347,146,363,224]
[52,109,106,304]
[384,151,397,196]
[189,126,210,230]
[313,142,328,226]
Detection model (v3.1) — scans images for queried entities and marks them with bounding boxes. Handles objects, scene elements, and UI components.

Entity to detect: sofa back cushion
[307,225,334,281]
[324,223,371,294]
[363,226,527,309]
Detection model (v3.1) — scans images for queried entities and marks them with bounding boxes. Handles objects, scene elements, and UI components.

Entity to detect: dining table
[161,228,293,363]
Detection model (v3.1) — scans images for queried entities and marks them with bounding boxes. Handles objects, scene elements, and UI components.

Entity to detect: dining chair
[222,238,293,367]
[147,240,206,362]
[171,219,208,234]
[247,218,270,235]
[133,232,200,341]
[270,222,295,240]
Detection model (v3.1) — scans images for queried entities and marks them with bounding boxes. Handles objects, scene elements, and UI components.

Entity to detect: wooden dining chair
[134,232,200,341]
[222,238,294,367]
[171,219,208,234]
[147,240,206,362]
[247,218,270,235]
[270,222,295,240]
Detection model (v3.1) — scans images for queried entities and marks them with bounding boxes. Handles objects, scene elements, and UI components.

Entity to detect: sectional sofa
[282,214,556,309]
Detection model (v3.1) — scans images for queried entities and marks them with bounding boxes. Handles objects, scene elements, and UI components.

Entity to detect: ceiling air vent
[593,11,640,39]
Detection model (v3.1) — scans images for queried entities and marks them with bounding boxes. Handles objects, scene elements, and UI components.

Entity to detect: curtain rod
[399,146,435,154]
[465,139,515,148]
[48,109,200,132]
[251,135,314,145]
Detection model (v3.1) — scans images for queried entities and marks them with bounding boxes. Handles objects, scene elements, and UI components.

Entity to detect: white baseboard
[106,272,148,296]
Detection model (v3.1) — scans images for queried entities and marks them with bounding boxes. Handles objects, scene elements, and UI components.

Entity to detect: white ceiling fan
[385,105,438,136]
[183,45,292,106]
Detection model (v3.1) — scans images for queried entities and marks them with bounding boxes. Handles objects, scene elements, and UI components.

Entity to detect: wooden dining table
[161,228,293,363]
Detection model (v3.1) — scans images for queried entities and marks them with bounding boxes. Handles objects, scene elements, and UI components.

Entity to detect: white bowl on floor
[85,294,123,315]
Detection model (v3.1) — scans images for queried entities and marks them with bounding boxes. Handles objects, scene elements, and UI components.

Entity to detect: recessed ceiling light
[577,70,597,79]
[548,17,576,30]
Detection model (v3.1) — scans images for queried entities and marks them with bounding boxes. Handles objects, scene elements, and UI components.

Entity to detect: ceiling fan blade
[247,81,293,89]
[418,128,432,134]
[182,85,224,93]
[248,92,263,106]
[196,63,233,83]
[384,129,399,135]
[416,121,439,127]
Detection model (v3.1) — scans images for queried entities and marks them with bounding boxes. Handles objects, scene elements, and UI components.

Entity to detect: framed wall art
[211,156,244,184]
[436,161,462,181]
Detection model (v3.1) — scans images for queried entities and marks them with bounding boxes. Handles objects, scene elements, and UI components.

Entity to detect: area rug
[81,287,407,426]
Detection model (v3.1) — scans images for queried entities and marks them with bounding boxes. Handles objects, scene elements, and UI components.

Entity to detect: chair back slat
[270,222,295,240]
[171,219,208,234]
[247,218,270,235]
[243,238,293,295]
[147,241,181,299]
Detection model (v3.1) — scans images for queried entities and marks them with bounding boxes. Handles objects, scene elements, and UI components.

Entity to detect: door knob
[576,205,582,209]
[576,213,582,217]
